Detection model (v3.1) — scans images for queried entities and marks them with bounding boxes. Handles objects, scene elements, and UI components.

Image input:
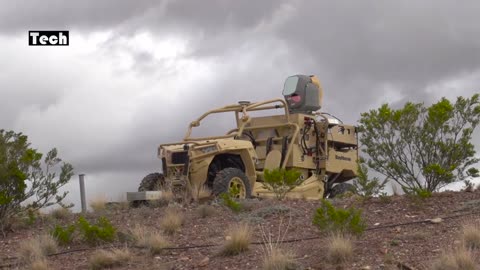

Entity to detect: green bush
[353,160,388,198]
[414,188,432,199]
[0,130,74,234]
[220,193,242,213]
[51,224,76,245]
[263,169,302,200]
[313,200,366,236]
[404,187,432,200]
[78,216,116,244]
[359,95,480,192]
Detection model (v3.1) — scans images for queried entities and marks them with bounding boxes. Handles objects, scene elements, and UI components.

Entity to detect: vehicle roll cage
[183,99,290,141]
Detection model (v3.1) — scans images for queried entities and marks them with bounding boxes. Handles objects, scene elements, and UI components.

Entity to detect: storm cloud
[0,0,479,208]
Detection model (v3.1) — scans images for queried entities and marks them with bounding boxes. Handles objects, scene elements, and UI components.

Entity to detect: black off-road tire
[138,172,165,191]
[329,183,355,198]
[212,168,251,199]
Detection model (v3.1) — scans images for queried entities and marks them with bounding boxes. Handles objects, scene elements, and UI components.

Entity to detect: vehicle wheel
[329,183,355,198]
[138,172,165,191]
[212,168,251,199]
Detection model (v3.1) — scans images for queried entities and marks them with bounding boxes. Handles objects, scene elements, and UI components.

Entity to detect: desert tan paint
[158,76,358,199]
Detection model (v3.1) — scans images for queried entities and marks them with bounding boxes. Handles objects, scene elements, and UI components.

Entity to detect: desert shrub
[78,216,116,244]
[160,208,183,235]
[51,224,76,245]
[0,130,74,234]
[220,192,242,213]
[359,95,480,192]
[89,248,131,270]
[327,234,354,264]
[313,200,366,236]
[197,205,215,218]
[353,160,388,198]
[263,169,303,200]
[26,208,39,225]
[431,248,475,270]
[406,187,432,201]
[461,223,480,249]
[220,223,251,256]
[414,188,432,198]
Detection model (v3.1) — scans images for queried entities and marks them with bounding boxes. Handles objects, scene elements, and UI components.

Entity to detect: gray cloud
[1,0,479,206]
[0,0,159,33]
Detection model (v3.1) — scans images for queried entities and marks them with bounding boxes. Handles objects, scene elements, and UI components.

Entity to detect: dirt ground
[2,190,480,270]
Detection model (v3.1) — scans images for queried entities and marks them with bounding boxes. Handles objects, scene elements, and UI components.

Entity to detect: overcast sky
[1,1,479,208]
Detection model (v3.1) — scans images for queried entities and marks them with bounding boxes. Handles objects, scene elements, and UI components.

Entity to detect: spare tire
[138,173,165,191]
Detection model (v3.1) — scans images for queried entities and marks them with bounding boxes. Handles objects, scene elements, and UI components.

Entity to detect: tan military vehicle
[132,75,358,201]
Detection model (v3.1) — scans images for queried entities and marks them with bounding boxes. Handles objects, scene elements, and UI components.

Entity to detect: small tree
[359,94,480,192]
[353,159,388,198]
[262,169,302,200]
[0,130,74,234]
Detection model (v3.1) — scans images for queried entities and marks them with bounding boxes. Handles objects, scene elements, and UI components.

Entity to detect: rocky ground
[2,189,480,270]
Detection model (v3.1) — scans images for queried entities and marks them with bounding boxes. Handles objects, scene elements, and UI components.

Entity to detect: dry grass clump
[161,188,175,202]
[89,195,108,213]
[38,234,58,255]
[326,234,353,264]
[431,248,475,270]
[30,259,49,270]
[147,232,171,255]
[197,204,216,218]
[160,207,184,235]
[18,234,58,263]
[147,188,175,208]
[50,207,72,220]
[260,217,297,270]
[131,225,170,254]
[89,248,131,270]
[461,223,480,249]
[161,188,174,202]
[112,195,130,211]
[18,239,43,263]
[262,247,296,270]
[220,223,252,256]
[191,184,212,201]
[117,201,130,210]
